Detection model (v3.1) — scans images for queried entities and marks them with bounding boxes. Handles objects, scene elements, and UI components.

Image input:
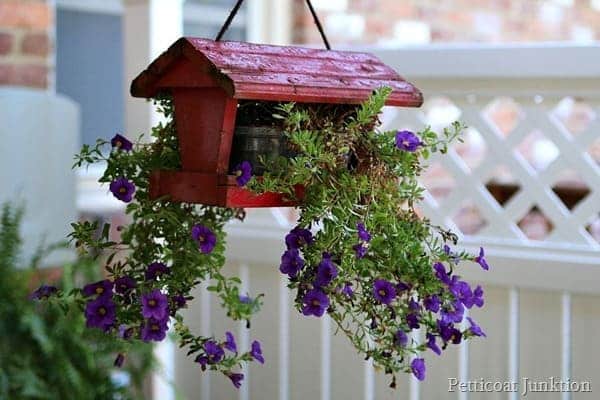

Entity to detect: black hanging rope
[215,0,331,50]
[305,0,331,50]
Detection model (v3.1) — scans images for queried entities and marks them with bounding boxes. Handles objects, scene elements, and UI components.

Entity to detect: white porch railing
[171,44,600,400]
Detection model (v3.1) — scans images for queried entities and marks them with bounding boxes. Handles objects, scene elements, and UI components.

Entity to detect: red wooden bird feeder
[130,37,423,208]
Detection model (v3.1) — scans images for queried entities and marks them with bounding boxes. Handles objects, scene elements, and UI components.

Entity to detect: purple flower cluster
[373,279,397,305]
[191,224,217,254]
[82,280,116,332]
[140,289,170,342]
[233,161,253,187]
[353,222,371,259]
[109,177,136,203]
[395,130,423,152]
[110,133,133,152]
[302,288,329,317]
[30,284,58,300]
[194,333,264,388]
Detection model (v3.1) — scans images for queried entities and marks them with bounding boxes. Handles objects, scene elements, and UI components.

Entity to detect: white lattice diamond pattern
[386,96,600,250]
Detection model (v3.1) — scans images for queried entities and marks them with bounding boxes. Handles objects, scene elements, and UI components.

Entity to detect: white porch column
[123,2,183,400]
[123,0,183,139]
[246,0,292,45]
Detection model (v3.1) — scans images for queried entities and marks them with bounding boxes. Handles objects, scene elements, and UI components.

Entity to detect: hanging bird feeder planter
[130,34,423,207]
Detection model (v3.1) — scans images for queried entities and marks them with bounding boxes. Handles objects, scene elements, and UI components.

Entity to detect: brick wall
[0,0,52,89]
[295,0,600,45]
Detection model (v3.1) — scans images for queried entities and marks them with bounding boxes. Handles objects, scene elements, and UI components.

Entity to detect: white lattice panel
[384,95,600,253]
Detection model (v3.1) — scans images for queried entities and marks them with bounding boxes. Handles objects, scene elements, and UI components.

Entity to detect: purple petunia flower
[357,222,372,242]
[29,284,58,300]
[233,161,252,187]
[118,324,134,340]
[395,130,423,152]
[426,333,442,356]
[424,295,441,313]
[285,227,314,249]
[395,329,408,347]
[314,255,338,287]
[82,279,113,298]
[141,317,168,342]
[191,224,217,254]
[227,372,244,389]
[141,290,169,321]
[438,319,463,344]
[441,299,465,324]
[451,280,475,309]
[239,294,252,304]
[85,296,116,331]
[467,317,486,337]
[279,248,305,278]
[411,358,426,381]
[353,243,368,259]
[110,133,133,151]
[172,294,187,310]
[114,353,126,368]
[408,298,421,311]
[204,340,225,364]
[472,285,484,308]
[372,279,397,305]
[224,331,237,353]
[396,281,411,292]
[433,262,452,285]
[114,276,136,294]
[475,247,490,270]
[406,313,421,330]
[302,289,330,317]
[250,340,264,364]
[341,282,354,298]
[109,177,136,203]
[145,262,170,281]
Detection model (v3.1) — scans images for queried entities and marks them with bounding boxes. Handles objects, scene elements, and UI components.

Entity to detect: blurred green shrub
[0,204,154,400]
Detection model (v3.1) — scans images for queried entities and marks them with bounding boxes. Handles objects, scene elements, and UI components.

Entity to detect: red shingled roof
[131,37,423,107]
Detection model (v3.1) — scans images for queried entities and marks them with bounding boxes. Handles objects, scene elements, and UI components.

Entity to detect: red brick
[21,32,49,57]
[0,32,13,55]
[0,1,51,30]
[0,63,47,88]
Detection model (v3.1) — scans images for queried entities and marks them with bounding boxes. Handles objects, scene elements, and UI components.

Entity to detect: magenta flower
[233,161,252,187]
[110,133,133,151]
[191,224,217,254]
[82,279,113,298]
[224,331,237,353]
[29,284,57,300]
[372,279,397,305]
[250,340,264,364]
[302,289,329,317]
[395,130,423,152]
[141,317,168,342]
[475,247,490,270]
[411,358,426,381]
[141,290,169,320]
[114,276,136,294]
[145,262,170,281]
[279,248,304,278]
[84,296,116,331]
[109,177,136,203]
[227,372,244,389]
[314,254,338,287]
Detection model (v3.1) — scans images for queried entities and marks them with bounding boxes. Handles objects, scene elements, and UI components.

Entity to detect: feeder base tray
[149,171,302,208]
